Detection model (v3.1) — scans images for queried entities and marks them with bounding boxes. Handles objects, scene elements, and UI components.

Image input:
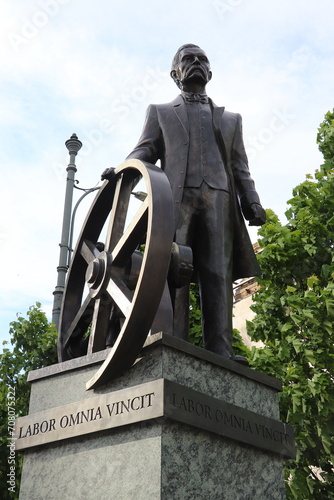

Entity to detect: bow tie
[183,92,209,104]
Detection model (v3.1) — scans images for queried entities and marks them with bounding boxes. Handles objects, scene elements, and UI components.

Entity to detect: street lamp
[51,133,83,330]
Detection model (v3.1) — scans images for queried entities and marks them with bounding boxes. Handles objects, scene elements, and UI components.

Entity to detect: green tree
[0,303,57,500]
[248,111,334,499]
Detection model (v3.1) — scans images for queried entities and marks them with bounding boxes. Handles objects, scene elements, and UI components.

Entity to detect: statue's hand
[101,167,116,181]
[248,203,266,226]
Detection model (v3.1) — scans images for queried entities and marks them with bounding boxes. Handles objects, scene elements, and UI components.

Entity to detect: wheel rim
[58,159,174,389]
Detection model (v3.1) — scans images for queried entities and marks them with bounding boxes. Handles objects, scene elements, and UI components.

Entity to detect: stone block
[18,333,291,499]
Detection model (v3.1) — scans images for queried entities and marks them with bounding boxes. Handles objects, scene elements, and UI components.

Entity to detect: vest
[184,100,230,191]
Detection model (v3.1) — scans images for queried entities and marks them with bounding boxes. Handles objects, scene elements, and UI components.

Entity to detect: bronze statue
[58,44,266,389]
[119,44,266,364]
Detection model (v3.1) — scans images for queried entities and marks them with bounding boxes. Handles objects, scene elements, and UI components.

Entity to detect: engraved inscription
[15,381,163,450]
[15,378,295,458]
[172,394,212,420]
[106,393,154,415]
[59,407,103,429]
[166,381,295,459]
[18,419,56,439]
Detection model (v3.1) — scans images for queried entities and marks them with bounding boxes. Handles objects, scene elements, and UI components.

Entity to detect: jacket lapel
[210,99,225,133]
[172,95,189,139]
[210,99,229,165]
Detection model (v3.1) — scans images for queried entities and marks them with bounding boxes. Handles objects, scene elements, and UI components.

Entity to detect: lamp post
[52,133,82,330]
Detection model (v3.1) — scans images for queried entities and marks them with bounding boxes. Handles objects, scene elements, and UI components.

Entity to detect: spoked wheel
[58,159,174,389]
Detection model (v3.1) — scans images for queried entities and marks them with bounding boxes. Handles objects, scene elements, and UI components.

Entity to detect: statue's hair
[171,44,201,71]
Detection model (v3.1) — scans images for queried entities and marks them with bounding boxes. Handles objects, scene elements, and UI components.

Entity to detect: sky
[1,0,333,349]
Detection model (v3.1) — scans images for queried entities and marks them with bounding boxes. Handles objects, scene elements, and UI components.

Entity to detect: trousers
[172,182,234,357]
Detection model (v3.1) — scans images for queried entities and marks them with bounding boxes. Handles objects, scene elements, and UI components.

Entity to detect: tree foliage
[0,303,57,500]
[248,111,334,499]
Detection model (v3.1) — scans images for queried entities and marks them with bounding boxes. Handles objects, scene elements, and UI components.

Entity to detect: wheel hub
[85,251,111,297]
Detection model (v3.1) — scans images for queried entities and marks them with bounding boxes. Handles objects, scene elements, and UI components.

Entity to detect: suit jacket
[127,95,261,280]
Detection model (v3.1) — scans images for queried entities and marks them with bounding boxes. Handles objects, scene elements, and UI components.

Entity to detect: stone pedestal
[16,333,294,500]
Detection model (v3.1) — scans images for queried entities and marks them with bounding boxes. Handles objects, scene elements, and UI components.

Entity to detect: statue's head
[170,44,212,90]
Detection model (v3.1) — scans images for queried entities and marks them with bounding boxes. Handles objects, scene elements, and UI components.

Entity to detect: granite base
[18,333,289,500]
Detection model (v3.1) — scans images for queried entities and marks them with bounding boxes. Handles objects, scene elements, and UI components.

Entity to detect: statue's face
[174,47,212,87]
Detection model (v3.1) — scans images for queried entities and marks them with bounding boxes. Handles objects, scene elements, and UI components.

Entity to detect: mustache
[184,65,207,77]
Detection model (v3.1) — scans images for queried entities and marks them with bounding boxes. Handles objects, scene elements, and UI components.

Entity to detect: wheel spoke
[105,171,136,252]
[87,296,112,354]
[106,276,132,317]
[80,240,99,264]
[111,199,148,266]
[63,294,95,346]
